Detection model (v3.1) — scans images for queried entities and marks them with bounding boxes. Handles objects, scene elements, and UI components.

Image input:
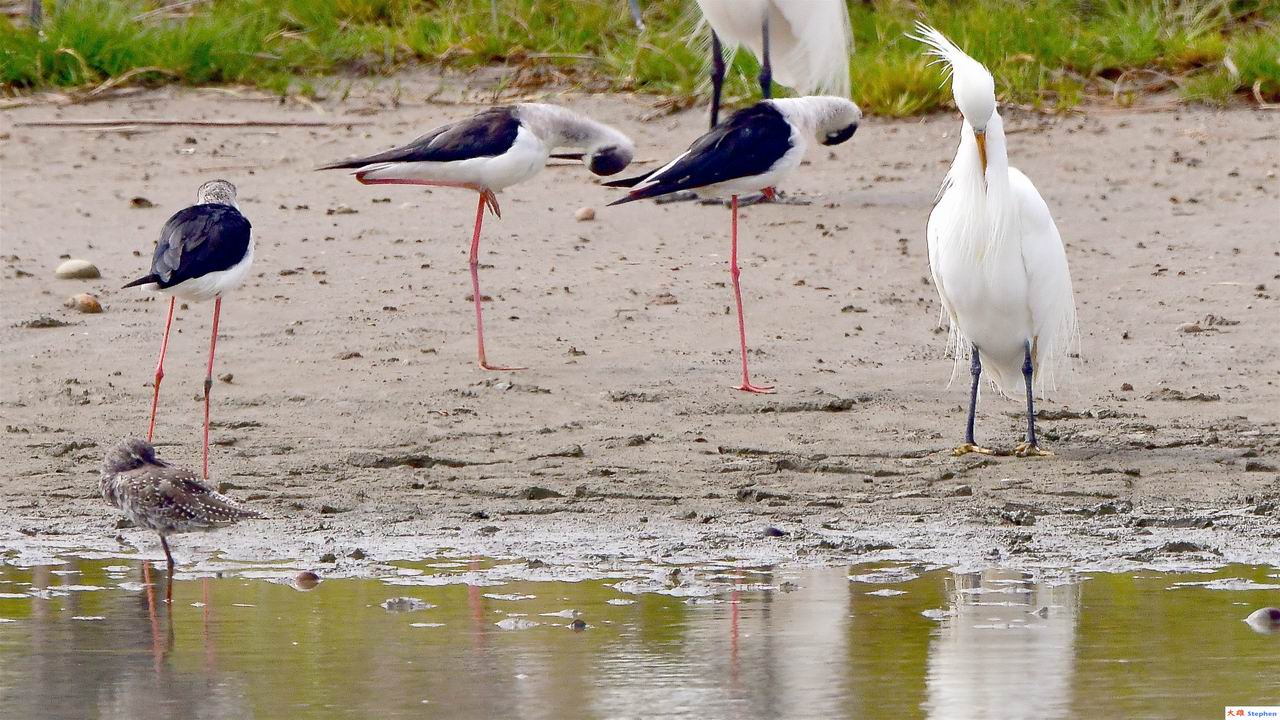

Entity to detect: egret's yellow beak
[974,129,987,176]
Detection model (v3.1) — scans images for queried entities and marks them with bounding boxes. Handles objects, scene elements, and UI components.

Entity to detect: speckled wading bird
[124,179,254,479]
[319,103,634,371]
[606,96,860,393]
[100,439,260,582]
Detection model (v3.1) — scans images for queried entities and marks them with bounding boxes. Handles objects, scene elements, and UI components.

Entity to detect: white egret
[911,24,1078,457]
[629,0,853,128]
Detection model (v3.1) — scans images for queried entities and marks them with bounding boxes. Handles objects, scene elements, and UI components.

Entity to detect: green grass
[2,0,1278,114]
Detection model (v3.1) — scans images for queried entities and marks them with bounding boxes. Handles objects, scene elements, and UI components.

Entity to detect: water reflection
[0,558,1276,719]
[925,570,1080,719]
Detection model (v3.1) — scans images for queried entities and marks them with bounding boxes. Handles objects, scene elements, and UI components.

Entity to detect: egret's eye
[822,123,858,146]
[588,147,630,176]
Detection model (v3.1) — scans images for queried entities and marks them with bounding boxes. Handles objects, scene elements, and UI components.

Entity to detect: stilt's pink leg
[729,195,774,394]
[202,297,222,479]
[469,191,523,371]
[147,297,176,442]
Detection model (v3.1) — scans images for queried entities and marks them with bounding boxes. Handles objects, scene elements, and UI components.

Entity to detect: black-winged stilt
[100,438,260,600]
[123,179,253,480]
[319,103,634,371]
[606,96,860,393]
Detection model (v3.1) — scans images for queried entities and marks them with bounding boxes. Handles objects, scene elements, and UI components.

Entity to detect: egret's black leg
[1015,340,1053,456]
[953,344,994,456]
[758,13,772,99]
[966,346,981,445]
[627,0,645,30]
[710,31,726,129]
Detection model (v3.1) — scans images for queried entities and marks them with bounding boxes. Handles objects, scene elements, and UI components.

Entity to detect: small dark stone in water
[470,510,490,520]
[348,548,366,560]
[115,518,134,530]
[295,571,321,590]
[477,525,500,535]
[381,597,433,613]
[763,526,787,537]
[570,619,587,632]
[526,559,547,569]
[319,552,337,563]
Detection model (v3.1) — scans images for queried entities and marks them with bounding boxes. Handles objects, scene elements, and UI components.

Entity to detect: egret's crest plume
[909,23,996,131]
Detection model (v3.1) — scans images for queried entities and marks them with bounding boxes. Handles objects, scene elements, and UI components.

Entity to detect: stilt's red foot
[733,382,775,394]
[479,361,527,372]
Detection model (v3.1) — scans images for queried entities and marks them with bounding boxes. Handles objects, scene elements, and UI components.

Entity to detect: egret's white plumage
[913,24,1077,453]
[695,0,853,97]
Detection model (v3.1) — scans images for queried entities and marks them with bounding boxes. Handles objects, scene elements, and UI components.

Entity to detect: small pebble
[574,206,596,222]
[570,619,587,632]
[54,259,100,279]
[130,197,155,208]
[1121,382,1134,391]
[295,571,321,590]
[64,293,102,314]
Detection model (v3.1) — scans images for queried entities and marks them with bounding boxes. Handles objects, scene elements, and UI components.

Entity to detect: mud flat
[1,76,1277,569]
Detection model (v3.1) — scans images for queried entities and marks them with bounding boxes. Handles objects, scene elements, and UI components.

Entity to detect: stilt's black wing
[318,106,522,169]
[143,204,252,288]
[607,103,792,205]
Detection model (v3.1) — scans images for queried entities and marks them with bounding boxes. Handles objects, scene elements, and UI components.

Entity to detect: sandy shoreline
[2,76,1277,571]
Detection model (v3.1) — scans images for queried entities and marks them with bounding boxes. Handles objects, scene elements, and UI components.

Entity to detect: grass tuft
[1,0,1277,114]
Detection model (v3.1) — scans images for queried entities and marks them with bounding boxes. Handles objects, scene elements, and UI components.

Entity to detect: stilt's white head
[519,104,636,177]
[196,179,238,208]
[911,24,996,170]
[768,96,862,147]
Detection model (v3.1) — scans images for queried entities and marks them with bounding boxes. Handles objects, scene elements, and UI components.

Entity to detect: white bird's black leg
[627,0,645,31]
[953,344,993,456]
[758,13,772,99]
[710,31,726,129]
[653,30,727,206]
[1015,340,1053,457]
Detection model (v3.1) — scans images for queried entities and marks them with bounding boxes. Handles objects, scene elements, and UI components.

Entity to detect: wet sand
[1,75,1278,570]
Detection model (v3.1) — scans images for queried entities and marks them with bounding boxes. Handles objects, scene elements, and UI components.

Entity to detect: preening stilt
[605,96,860,393]
[319,104,634,371]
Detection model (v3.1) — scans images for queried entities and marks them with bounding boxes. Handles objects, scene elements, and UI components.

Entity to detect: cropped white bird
[912,24,1078,457]
[690,0,854,128]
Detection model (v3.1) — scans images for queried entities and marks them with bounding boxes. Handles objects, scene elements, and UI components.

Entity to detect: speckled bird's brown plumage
[100,439,259,569]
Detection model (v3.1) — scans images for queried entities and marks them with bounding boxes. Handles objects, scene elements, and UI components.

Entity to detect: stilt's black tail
[122,274,159,289]
[602,170,653,189]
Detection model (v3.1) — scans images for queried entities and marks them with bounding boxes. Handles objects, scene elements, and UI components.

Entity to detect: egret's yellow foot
[952,444,995,457]
[1014,442,1054,457]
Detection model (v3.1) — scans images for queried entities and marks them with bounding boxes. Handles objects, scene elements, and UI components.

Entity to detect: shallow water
[0,556,1276,719]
